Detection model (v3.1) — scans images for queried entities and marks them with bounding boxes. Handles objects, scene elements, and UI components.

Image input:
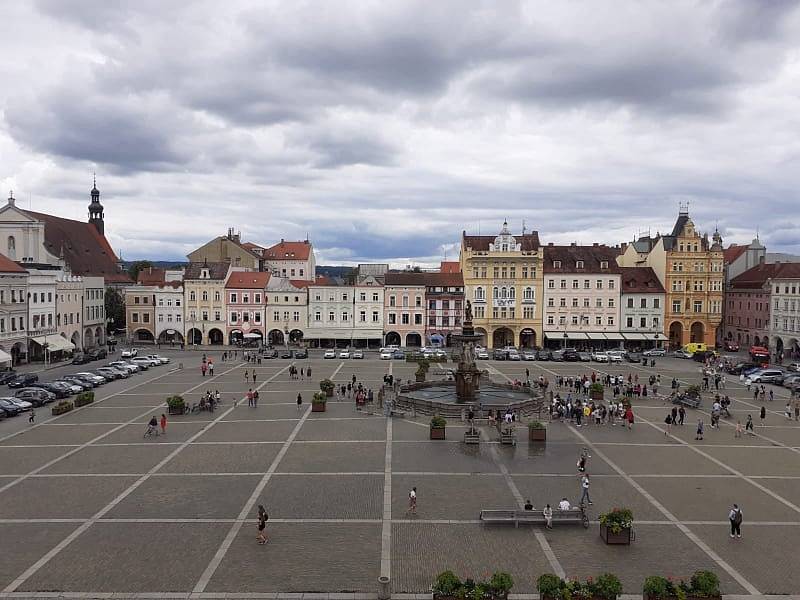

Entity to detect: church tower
[88,175,104,235]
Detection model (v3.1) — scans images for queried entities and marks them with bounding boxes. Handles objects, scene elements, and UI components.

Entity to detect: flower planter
[167,405,185,415]
[528,427,546,442]
[600,523,632,545]
[74,393,94,408]
[51,402,74,416]
[325,389,333,397]
[644,596,720,600]
[416,373,426,382]
[590,390,604,401]
[543,596,617,600]
[312,402,326,413]
[430,426,446,440]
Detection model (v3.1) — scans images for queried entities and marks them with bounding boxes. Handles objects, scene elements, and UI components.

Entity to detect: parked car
[0,371,17,385]
[536,350,552,361]
[507,350,521,361]
[787,362,800,373]
[352,350,364,359]
[58,377,93,391]
[15,388,56,406]
[550,350,565,362]
[723,340,740,352]
[54,380,84,395]
[75,372,107,385]
[294,349,308,359]
[261,348,278,359]
[781,374,800,388]
[578,351,592,362]
[746,369,785,384]
[392,350,405,359]
[107,366,131,378]
[42,382,74,398]
[96,367,121,380]
[339,349,351,359]
[380,350,392,360]
[492,349,507,360]
[147,354,170,364]
[0,398,22,416]
[562,349,580,362]
[108,361,139,374]
[8,373,39,388]
[128,358,150,370]
[2,396,32,411]
[476,348,490,360]
[522,350,537,361]
[121,348,138,358]
[281,351,294,359]
[323,349,336,359]
[673,349,694,359]
[89,348,108,360]
[626,352,642,363]
[606,351,624,363]
[72,353,91,365]
[591,351,609,363]
[643,348,666,357]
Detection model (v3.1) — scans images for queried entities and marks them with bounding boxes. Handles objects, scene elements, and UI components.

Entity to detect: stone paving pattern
[0,350,798,595]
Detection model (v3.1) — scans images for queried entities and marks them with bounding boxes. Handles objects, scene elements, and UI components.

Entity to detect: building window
[328,311,335,321]
[388,313,396,324]
[672,300,681,313]
[360,310,367,322]
[627,298,634,308]
[608,280,615,290]
[214,311,221,321]
[230,293,237,303]
[608,298,614,308]
[607,316,614,326]
[596,280,602,289]
[373,293,379,302]
[547,315,554,325]
[596,298,602,308]
[626,317,633,328]
[372,311,379,322]
[548,279,554,289]
[572,279,579,289]
[640,298,647,308]
[401,313,409,325]
[572,298,578,308]
[389,295,396,307]
[547,298,554,307]
[415,314,422,325]
[315,311,321,322]
[231,312,238,323]
[255,294,261,303]
[553,261,561,268]
[653,317,659,328]
[693,300,702,313]
[640,317,647,328]
[342,311,348,322]
[560,298,566,307]
[202,291,208,301]
[560,279,566,289]
[142,313,149,323]
[572,315,578,325]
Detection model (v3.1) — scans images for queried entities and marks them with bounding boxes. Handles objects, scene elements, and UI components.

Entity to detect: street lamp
[562,330,568,350]
[653,332,661,349]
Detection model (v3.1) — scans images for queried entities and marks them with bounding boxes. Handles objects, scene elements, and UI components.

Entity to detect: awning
[0,349,11,363]
[544,331,589,340]
[602,332,626,340]
[243,332,263,339]
[30,335,75,352]
[622,332,648,340]
[586,332,608,340]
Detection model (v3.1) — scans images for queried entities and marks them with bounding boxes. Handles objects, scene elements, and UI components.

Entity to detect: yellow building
[183,261,232,345]
[618,209,724,349]
[459,221,543,349]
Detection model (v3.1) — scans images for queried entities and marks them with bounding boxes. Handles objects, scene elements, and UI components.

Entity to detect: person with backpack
[257,505,269,544]
[664,412,673,435]
[729,503,743,538]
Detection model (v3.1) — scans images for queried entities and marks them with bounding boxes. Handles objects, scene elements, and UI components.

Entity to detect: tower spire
[88,176,104,235]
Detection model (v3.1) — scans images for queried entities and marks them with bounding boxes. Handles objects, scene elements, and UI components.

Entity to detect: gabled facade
[187,229,261,270]
[383,273,427,347]
[306,275,384,348]
[619,266,666,348]
[767,264,800,360]
[725,263,775,350]
[265,278,310,346]
[262,239,316,281]
[184,261,232,345]
[225,271,269,345]
[0,252,29,365]
[460,221,543,349]
[425,271,464,346]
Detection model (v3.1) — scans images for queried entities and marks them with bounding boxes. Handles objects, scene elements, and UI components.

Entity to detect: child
[785,403,793,420]
[734,420,743,438]
[695,419,704,441]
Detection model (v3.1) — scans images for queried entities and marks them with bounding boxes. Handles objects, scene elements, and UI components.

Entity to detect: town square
[2,1,800,598]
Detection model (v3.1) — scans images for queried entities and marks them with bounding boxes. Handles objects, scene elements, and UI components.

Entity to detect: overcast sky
[1,1,799,266]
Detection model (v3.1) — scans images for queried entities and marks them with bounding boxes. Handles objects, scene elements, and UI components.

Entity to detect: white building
[262,240,316,281]
[306,276,384,348]
[27,266,73,359]
[769,265,800,359]
[619,267,666,349]
[155,283,185,346]
[83,276,106,348]
[265,277,309,346]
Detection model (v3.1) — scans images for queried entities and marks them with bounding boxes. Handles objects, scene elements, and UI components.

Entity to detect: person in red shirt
[160,414,167,435]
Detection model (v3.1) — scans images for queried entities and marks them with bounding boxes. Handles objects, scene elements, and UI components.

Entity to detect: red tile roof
[23,210,132,284]
[440,261,460,273]
[620,267,665,294]
[731,262,800,289]
[225,271,270,289]
[462,231,540,251]
[241,242,264,252]
[0,251,26,273]
[723,244,748,265]
[263,240,312,261]
[289,279,315,288]
[543,244,621,273]
[426,271,464,287]
[137,267,166,285]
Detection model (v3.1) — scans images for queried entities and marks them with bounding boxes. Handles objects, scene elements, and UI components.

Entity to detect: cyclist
[145,415,158,437]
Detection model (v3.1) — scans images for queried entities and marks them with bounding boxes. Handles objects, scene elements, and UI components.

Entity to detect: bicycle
[143,425,159,438]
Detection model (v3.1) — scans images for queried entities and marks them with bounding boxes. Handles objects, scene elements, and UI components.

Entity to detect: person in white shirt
[407,487,417,515]
[558,498,571,511]
[543,504,553,529]
[580,475,592,506]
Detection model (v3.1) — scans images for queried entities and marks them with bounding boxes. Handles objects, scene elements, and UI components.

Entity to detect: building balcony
[0,330,26,341]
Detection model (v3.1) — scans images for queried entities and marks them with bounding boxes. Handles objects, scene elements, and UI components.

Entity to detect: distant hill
[316,265,355,279]
[121,260,188,270]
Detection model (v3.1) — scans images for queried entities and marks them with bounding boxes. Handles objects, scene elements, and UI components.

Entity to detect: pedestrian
[201,363,207,377]
[579,474,592,506]
[296,393,302,411]
[307,366,312,379]
[257,504,268,544]
[695,419,704,441]
[664,412,673,435]
[678,405,685,425]
[407,486,417,515]
[29,408,35,424]
[625,406,634,430]
[543,503,553,529]
[760,405,766,427]
[745,414,755,435]
[208,362,214,376]
[729,504,743,538]
[244,370,249,382]
[769,389,774,403]
[160,413,167,435]
[734,420,743,438]
[253,371,257,384]
[785,403,793,420]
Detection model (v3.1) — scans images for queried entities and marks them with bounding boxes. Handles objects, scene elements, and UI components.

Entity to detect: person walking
[296,392,303,411]
[407,486,417,515]
[29,407,35,424]
[208,361,214,376]
[729,504,743,538]
[579,474,592,506]
[695,419,704,441]
[760,405,766,427]
[307,366,312,379]
[160,413,167,435]
[734,420,743,438]
[244,370,249,383]
[253,389,259,407]
[247,388,253,407]
[252,371,257,384]
[256,504,268,544]
[664,412,673,435]
[678,405,686,426]
[745,414,755,436]
[625,406,634,430]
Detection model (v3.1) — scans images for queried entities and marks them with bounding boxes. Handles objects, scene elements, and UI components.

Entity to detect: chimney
[593,242,598,247]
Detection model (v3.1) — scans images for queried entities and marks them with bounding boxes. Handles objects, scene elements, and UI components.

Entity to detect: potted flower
[599,507,634,544]
[430,415,447,439]
[643,570,720,600]
[166,395,186,415]
[319,378,335,398]
[589,382,604,401]
[487,572,514,600]
[536,574,563,600]
[432,571,461,600]
[416,359,430,382]
[537,573,622,600]
[528,420,546,442]
[74,391,95,408]
[312,391,327,413]
[593,573,623,600]
[51,400,74,416]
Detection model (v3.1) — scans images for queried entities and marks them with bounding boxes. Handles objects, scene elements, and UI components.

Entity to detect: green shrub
[430,415,447,428]
[536,574,563,599]
[528,420,545,430]
[312,391,327,404]
[589,382,604,394]
[690,570,720,597]
[598,507,633,534]
[488,572,513,597]
[75,391,94,407]
[319,379,335,393]
[166,395,185,409]
[642,575,671,598]
[432,571,461,597]
[593,573,623,599]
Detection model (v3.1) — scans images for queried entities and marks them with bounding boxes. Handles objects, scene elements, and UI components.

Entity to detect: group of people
[289,365,311,380]
[550,395,636,429]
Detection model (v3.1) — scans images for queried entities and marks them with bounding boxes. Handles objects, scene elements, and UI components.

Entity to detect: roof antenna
[522,219,526,236]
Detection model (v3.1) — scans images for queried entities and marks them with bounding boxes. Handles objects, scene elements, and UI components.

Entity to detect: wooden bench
[463,429,480,445]
[480,507,589,528]
[495,421,517,446]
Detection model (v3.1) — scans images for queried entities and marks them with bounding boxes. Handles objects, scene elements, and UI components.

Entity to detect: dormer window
[600,261,609,269]
[576,260,584,269]
[201,269,209,279]
[553,260,561,268]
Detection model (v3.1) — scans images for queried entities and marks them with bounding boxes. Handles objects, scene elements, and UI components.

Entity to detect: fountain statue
[452,300,484,402]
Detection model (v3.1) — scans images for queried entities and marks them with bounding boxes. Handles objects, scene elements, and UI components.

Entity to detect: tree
[127,260,153,281]
[105,287,125,334]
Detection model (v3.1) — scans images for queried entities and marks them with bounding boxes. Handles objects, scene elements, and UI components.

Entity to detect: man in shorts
[407,487,417,515]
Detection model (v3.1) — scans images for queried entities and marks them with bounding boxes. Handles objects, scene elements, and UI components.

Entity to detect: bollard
[378,575,391,600]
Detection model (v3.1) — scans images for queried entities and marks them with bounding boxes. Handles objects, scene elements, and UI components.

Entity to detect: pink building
[724,263,773,348]
[383,272,426,347]
[225,271,270,346]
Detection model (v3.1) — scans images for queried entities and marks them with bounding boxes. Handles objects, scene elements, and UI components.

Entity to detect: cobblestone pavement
[0,350,798,597]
